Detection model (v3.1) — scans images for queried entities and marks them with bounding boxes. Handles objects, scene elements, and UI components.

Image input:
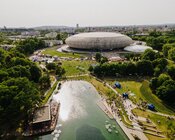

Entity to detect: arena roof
[124,45,153,53]
[66,32,133,50]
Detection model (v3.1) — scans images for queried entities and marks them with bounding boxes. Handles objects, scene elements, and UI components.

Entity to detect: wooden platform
[23,100,60,137]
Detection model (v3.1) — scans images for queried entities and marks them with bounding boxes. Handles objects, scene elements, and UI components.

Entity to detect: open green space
[62,60,96,76]
[42,46,82,58]
[140,81,174,114]
[106,78,174,115]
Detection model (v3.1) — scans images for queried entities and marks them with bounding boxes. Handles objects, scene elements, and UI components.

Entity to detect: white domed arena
[65,32,133,50]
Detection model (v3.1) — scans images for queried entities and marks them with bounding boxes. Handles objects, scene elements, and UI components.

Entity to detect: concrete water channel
[39,80,128,140]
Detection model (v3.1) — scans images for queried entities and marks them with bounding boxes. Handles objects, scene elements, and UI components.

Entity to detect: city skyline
[0,0,175,27]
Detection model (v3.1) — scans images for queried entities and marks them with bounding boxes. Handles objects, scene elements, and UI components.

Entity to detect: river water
[36,81,128,140]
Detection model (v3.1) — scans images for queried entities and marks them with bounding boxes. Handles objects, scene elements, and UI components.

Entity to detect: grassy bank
[106,78,174,115]
[140,81,174,114]
[42,81,58,105]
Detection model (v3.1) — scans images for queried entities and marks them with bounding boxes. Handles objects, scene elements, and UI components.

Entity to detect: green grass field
[140,81,174,114]
[62,60,96,76]
[106,78,174,115]
[42,46,82,58]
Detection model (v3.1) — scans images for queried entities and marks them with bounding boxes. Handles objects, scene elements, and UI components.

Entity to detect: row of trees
[90,49,175,104]
[139,48,175,104]
[143,48,175,105]
[90,59,154,77]
[131,30,175,51]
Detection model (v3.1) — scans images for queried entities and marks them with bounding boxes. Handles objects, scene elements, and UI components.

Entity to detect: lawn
[42,46,82,58]
[62,60,96,76]
[105,78,174,115]
[140,81,174,114]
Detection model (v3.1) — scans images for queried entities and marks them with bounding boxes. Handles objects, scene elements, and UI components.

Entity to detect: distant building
[21,31,40,37]
[76,24,79,29]
[109,56,124,62]
[45,32,57,38]
[44,40,63,47]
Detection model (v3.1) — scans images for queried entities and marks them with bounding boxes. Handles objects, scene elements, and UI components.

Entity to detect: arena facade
[65,32,133,50]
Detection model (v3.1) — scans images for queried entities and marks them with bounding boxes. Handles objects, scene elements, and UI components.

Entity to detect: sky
[0,0,175,27]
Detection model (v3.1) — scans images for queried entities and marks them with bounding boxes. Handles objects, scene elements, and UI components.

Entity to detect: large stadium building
[65,32,133,50]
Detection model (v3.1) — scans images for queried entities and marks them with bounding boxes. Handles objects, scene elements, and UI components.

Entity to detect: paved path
[105,82,148,140]
[66,74,89,78]
[147,110,175,119]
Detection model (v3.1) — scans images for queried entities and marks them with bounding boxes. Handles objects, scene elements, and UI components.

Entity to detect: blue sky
[0,0,175,27]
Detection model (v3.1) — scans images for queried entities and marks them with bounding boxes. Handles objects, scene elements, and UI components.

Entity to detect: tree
[167,65,175,80]
[152,58,168,69]
[46,63,56,70]
[146,36,165,50]
[154,66,162,77]
[157,73,171,87]
[7,65,31,79]
[100,57,108,64]
[55,66,65,77]
[149,30,162,37]
[39,75,51,90]
[150,77,158,91]
[0,78,40,126]
[136,60,154,76]
[0,70,8,82]
[95,53,102,63]
[88,65,94,72]
[156,80,175,103]
[168,48,175,61]
[30,64,42,82]
[60,32,68,44]
[56,33,61,40]
[162,44,174,57]
[126,62,137,75]
[16,38,46,55]
[141,49,158,61]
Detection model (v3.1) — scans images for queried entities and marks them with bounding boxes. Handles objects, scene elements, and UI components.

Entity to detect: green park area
[106,78,174,115]
[42,46,82,58]
[62,60,95,76]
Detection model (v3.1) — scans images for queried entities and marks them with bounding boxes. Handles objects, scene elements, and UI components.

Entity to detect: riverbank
[97,99,114,119]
